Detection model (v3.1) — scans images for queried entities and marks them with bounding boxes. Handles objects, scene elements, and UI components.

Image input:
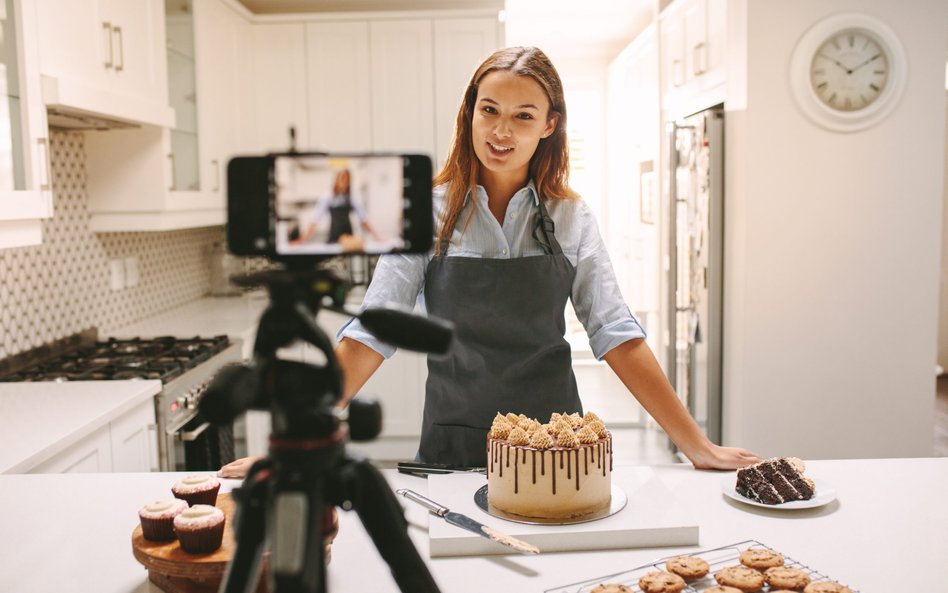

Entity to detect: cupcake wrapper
[172,484,220,507]
[176,519,225,554]
[140,517,177,542]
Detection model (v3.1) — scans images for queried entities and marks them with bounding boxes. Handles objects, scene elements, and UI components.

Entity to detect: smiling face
[471,70,558,189]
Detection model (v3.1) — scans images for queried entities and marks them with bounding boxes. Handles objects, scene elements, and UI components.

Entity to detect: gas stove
[0,335,232,382]
[0,330,243,471]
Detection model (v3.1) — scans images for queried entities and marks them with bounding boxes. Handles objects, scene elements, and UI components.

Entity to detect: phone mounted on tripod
[199,264,450,593]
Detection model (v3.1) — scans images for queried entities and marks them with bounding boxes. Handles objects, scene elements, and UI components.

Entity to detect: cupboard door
[432,17,500,172]
[110,400,158,473]
[660,8,685,97]
[305,21,372,152]
[369,20,434,156]
[194,0,240,204]
[35,0,108,90]
[103,0,167,101]
[29,425,113,474]
[251,23,308,153]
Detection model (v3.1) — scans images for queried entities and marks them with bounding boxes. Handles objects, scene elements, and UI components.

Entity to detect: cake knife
[396,488,540,555]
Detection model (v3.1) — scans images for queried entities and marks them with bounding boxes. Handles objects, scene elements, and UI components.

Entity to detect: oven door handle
[177,421,211,442]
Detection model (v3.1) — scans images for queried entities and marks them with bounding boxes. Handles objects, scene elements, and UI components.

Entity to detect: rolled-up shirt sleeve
[337,252,429,359]
[570,202,646,360]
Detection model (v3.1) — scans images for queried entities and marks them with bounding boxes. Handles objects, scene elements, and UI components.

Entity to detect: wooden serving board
[131,493,268,593]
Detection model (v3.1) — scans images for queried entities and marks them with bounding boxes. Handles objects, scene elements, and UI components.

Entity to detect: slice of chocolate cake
[735,457,815,505]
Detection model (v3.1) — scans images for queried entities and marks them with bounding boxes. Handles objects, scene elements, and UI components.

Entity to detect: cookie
[714,565,766,592]
[638,571,686,593]
[803,582,854,593]
[739,547,785,570]
[705,587,743,593]
[765,567,811,590]
[665,555,710,579]
[590,584,633,593]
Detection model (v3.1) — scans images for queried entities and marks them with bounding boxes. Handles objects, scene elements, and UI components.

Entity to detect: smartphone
[227,153,432,257]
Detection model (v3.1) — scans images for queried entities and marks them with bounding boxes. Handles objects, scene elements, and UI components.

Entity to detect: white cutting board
[425,466,698,557]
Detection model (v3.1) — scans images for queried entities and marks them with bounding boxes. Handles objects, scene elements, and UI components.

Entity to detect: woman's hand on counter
[685,443,761,470]
[218,455,264,478]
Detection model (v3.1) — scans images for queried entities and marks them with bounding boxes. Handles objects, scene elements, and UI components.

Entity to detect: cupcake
[173,504,226,553]
[138,498,188,541]
[171,475,221,506]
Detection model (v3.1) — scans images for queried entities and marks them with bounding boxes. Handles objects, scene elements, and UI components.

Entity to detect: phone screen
[273,154,405,255]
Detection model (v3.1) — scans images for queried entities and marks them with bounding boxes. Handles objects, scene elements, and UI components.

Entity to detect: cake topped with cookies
[487,410,612,519]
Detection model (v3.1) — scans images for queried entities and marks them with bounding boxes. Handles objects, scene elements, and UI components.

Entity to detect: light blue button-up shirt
[339,181,646,360]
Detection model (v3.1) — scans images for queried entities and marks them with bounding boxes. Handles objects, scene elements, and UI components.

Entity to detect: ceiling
[236,0,655,61]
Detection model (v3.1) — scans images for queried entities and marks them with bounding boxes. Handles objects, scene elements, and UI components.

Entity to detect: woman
[291,168,378,249]
[221,46,757,478]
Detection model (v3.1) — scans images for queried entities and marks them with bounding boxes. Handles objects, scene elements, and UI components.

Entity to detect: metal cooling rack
[544,539,859,593]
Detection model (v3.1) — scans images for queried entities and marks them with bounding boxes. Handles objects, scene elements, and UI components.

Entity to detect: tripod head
[199,263,449,593]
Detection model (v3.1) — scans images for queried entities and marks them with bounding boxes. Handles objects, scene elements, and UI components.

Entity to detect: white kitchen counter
[0,458,944,592]
[0,381,161,474]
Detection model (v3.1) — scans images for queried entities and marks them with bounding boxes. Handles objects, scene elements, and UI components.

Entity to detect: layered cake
[487,411,612,518]
[735,457,815,505]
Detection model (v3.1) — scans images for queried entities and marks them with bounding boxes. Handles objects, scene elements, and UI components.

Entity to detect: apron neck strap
[533,198,563,255]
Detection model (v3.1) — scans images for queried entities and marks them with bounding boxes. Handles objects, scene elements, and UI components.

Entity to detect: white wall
[722,0,946,458]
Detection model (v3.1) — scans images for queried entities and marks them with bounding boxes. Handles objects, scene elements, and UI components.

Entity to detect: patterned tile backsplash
[0,131,226,358]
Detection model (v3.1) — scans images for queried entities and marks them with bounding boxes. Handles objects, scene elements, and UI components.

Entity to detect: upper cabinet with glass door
[0,0,53,249]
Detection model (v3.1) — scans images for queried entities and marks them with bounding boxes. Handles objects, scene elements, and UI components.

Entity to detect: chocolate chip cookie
[765,566,811,590]
[590,584,633,593]
[803,582,854,593]
[638,571,686,593]
[714,565,766,592]
[665,555,710,579]
[739,547,785,570]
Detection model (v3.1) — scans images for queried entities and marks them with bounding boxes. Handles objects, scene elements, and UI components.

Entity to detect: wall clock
[790,13,907,132]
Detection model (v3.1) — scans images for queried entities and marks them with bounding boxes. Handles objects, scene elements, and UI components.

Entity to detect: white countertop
[0,458,945,592]
[0,381,161,474]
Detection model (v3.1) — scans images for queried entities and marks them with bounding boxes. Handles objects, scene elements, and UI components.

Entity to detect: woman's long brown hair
[433,46,576,255]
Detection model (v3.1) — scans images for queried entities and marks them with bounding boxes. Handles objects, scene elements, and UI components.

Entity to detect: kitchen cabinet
[304,21,372,152]
[660,0,727,118]
[249,22,309,153]
[369,19,435,155]
[0,0,52,249]
[299,13,500,160]
[433,17,500,172]
[110,398,158,472]
[36,0,174,128]
[81,0,250,231]
[27,399,156,474]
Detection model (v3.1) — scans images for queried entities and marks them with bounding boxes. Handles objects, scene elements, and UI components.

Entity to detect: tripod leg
[220,462,271,593]
[335,458,442,593]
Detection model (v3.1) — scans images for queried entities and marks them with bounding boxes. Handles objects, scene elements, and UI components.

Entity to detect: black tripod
[199,267,449,593]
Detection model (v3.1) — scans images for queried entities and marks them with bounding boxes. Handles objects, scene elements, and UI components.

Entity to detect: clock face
[809,29,889,112]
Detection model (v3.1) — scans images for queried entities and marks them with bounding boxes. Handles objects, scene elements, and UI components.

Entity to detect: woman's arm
[602,338,760,470]
[335,337,385,407]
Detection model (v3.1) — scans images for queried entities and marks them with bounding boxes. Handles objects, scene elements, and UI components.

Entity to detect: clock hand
[850,53,882,72]
[818,53,852,74]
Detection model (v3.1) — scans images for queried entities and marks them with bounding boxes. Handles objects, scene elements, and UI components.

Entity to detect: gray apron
[419,197,583,466]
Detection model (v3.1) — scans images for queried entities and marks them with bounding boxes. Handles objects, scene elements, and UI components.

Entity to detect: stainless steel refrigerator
[665,106,724,446]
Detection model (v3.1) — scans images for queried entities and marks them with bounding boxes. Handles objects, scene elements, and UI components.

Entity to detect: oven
[0,331,244,471]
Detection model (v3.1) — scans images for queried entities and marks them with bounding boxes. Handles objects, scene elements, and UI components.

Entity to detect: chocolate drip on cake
[575,449,580,490]
[566,450,571,480]
[736,457,815,505]
[532,450,537,484]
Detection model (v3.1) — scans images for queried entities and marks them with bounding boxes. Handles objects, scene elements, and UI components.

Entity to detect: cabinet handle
[146,423,159,472]
[113,26,124,72]
[672,58,685,87]
[692,42,707,76]
[168,153,176,191]
[212,159,220,192]
[37,137,51,191]
[102,22,113,69]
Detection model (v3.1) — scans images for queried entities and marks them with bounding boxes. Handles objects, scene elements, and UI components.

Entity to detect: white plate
[720,474,837,509]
